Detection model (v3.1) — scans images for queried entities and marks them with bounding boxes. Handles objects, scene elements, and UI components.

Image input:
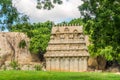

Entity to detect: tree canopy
[36,0,63,10]
[79,0,120,62]
[0,0,28,31]
[0,0,64,31]
[11,21,53,54]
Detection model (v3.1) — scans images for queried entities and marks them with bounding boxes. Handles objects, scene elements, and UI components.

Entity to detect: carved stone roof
[51,26,83,34]
[44,26,89,57]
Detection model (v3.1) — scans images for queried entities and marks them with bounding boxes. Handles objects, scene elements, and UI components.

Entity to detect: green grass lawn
[0,70,120,80]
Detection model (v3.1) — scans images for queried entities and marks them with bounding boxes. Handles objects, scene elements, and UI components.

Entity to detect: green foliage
[34,65,42,71]
[29,22,52,54]
[37,0,63,10]
[99,46,114,61]
[69,18,83,25]
[0,0,17,30]
[58,18,83,26]
[19,40,26,49]
[89,45,114,61]
[3,65,6,71]
[0,0,29,31]
[79,0,120,61]
[10,61,19,70]
[29,29,50,54]
[11,21,53,54]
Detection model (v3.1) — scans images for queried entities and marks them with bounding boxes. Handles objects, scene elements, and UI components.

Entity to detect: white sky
[12,0,83,23]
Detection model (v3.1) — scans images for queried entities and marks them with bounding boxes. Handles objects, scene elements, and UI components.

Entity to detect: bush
[19,40,26,49]
[10,61,19,70]
[3,65,6,71]
[34,65,42,71]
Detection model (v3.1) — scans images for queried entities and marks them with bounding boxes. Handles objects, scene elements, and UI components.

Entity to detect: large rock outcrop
[0,32,40,70]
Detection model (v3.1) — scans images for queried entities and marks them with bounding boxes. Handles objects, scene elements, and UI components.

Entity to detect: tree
[79,0,120,62]
[11,21,53,54]
[57,18,83,26]
[29,21,53,54]
[0,0,65,31]
[36,0,63,10]
[69,18,83,25]
[0,0,29,31]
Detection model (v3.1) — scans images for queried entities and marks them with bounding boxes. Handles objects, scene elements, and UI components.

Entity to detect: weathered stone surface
[97,56,106,70]
[110,67,120,72]
[106,66,120,72]
[88,56,106,71]
[0,32,40,70]
[88,57,98,71]
[45,26,89,72]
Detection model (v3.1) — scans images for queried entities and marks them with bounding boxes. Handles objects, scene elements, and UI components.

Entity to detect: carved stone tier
[49,40,86,44]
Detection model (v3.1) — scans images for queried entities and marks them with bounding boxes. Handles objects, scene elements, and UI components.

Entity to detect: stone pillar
[72,57,75,72]
[46,58,51,71]
[79,57,82,72]
[64,57,70,71]
[59,57,61,71]
[54,58,56,71]
[81,57,84,72]
[83,57,87,71]
[51,58,54,71]
[70,57,74,72]
[56,57,60,71]
[69,58,72,72]
[74,57,79,72]
[60,57,65,71]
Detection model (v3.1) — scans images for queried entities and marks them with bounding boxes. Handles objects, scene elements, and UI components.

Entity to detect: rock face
[88,56,106,71]
[0,32,40,70]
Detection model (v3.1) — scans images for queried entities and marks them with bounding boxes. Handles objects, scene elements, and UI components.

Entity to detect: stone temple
[44,25,89,72]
